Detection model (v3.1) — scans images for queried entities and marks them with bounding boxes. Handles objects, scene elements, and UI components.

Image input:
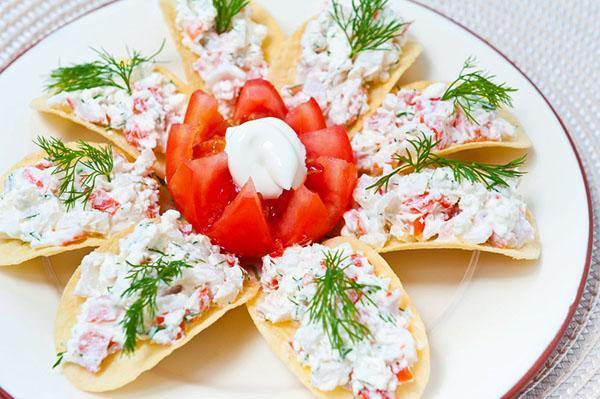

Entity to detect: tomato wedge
[233,79,288,123]
[168,161,200,226]
[194,136,226,158]
[306,156,357,224]
[166,124,194,181]
[299,126,354,163]
[208,181,275,257]
[275,184,330,246]
[285,98,327,134]
[187,153,238,231]
[184,90,228,157]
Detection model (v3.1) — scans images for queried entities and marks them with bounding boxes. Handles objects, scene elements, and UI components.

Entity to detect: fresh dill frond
[120,255,192,353]
[213,0,249,34]
[442,56,517,123]
[307,249,380,357]
[34,136,114,211]
[367,133,527,192]
[52,351,66,369]
[331,0,408,58]
[46,41,165,94]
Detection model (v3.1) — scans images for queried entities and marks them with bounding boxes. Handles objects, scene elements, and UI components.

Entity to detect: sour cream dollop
[225,117,307,199]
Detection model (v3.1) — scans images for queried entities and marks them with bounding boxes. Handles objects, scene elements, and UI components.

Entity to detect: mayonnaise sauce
[225,117,307,199]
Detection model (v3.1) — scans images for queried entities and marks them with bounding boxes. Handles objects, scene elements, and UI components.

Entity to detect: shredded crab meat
[352,83,517,173]
[342,167,535,249]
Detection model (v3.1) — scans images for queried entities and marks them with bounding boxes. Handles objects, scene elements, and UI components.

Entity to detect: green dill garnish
[307,249,380,357]
[367,133,526,192]
[331,0,408,58]
[34,136,113,211]
[396,111,414,118]
[52,351,66,368]
[213,0,249,34]
[120,254,192,353]
[29,231,42,241]
[46,41,164,94]
[442,56,517,124]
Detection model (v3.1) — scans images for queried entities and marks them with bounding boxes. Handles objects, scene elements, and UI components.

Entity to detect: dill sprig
[368,133,527,192]
[46,41,165,94]
[331,0,408,58]
[213,0,249,34]
[34,136,114,211]
[442,56,517,124]
[120,253,192,353]
[52,351,66,369]
[307,249,380,357]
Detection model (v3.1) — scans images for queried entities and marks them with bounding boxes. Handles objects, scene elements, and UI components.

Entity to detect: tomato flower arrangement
[166,79,357,257]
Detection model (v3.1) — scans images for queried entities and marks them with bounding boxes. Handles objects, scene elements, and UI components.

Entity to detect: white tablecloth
[1,0,598,397]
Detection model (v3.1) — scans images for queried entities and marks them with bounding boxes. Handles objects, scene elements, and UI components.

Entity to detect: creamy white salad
[352,82,517,173]
[256,243,419,398]
[0,150,159,248]
[283,0,409,126]
[176,0,268,118]
[62,210,246,372]
[342,167,535,249]
[47,67,187,153]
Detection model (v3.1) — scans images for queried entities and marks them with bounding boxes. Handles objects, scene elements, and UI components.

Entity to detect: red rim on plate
[0,1,593,398]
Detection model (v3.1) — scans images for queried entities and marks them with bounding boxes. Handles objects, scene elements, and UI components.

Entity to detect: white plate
[0,1,592,398]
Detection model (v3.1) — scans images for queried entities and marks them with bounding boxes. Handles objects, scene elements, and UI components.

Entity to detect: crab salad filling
[256,242,419,398]
[282,0,410,126]
[175,0,268,118]
[47,66,187,153]
[342,167,535,249]
[62,210,246,372]
[352,82,517,173]
[0,149,159,248]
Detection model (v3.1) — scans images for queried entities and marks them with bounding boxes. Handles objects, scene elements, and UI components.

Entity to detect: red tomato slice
[193,136,226,158]
[233,79,288,123]
[299,126,354,163]
[166,123,194,181]
[306,156,357,224]
[168,161,199,226]
[184,90,228,150]
[285,98,327,134]
[275,184,330,246]
[262,189,293,224]
[186,153,238,231]
[208,181,275,257]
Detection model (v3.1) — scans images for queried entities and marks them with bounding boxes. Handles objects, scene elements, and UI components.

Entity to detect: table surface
[0,0,598,397]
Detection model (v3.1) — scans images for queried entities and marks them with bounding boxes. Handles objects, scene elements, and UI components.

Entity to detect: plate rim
[0,1,593,398]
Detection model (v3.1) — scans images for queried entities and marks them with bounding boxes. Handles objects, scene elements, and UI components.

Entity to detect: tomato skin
[185,153,238,231]
[184,90,228,152]
[168,161,200,226]
[275,184,330,246]
[208,181,275,257]
[166,123,194,181]
[306,156,357,225]
[285,98,327,134]
[299,126,354,163]
[233,79,288,123]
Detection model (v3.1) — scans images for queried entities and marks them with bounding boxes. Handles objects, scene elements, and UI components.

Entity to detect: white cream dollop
[225,117,307,199]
